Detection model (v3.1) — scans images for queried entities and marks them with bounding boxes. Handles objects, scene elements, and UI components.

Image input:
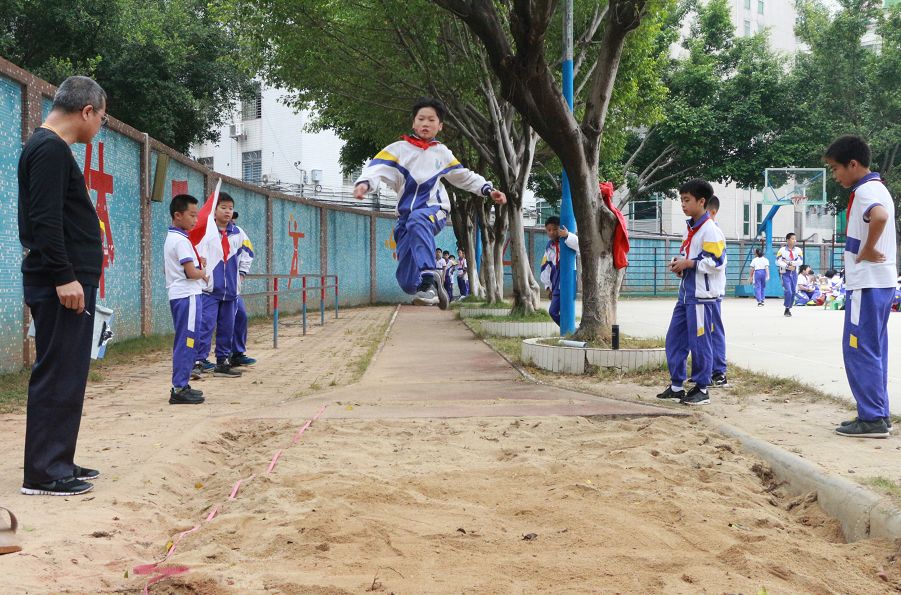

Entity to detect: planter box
[459,307,513,317]
[521,337,666,375]
[479,321,560,337]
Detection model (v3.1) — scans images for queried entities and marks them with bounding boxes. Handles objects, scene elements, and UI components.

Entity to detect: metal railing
[241,273,339,348]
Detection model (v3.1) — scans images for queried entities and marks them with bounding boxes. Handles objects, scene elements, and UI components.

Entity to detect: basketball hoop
[790,195,808,212]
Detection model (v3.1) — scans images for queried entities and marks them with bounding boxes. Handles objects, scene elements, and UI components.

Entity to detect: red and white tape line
[134,404,328,593]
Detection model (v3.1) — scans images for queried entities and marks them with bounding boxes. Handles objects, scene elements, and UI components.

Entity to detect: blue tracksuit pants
[754,269,767,303]
[549,287,561,326]
[457,276,470,297]
[196,293,237,363]
[233,296,247,354]
[843,288,893,421]
[170,294,203,388]
[394,205,446,294]
[782,271,798,308]
[709,299,726,376]
[666,301,715,388]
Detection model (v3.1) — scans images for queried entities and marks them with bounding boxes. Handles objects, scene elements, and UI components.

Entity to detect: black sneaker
[73,465,100,481]
[757,302,764,307]
[656,386,686,401]
[840,416,893,432]
[711,374,729,388]
[434,270,449,310]
[197,359,215,373]
[412,275,439,306]
[170,386,205,404]
[835,418,890,439]
[681,385,710,406]
[784,308,792,317]
[213,363,242,378]
[21,477,93,496]
[191,364,203,380]
[230,353,257,367]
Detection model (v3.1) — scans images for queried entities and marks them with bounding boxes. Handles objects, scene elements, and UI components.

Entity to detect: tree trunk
[477,202,502,303]
[464,213,482,299]
[507,204,540,315]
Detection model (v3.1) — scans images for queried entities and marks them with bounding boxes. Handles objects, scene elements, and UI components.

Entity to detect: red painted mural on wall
[288,213,305,288]
[84,143,114,298]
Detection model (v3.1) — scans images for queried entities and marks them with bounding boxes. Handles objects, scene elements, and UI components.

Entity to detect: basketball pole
[559,0,577,336]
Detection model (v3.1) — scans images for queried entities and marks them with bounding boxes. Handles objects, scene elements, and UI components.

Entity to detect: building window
[630,199,658,221]
[744,0,751,9]
[197,156,213,170]
[743,202,751,236]
[756,202,763,232]
[757,0,764,14]
[242,150,262,183]
[744,19,752,35]
[242,84,262,120]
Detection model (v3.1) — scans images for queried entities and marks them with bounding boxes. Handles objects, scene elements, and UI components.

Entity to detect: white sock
[671,384,683,392]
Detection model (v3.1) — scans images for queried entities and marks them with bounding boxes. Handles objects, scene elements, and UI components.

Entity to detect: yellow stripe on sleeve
[374,150,399,162]
[702,240,725,257]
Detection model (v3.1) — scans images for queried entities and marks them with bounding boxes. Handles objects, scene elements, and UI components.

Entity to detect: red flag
[189,179,222,268]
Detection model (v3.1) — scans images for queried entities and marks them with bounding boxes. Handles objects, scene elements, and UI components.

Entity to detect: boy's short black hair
[755,248,763,257]
[412,97,447,122]
[170,194,198,218]
[545,216,561,227]
[825,269,836,278]
[785,232,795,241]
[678,179,714,205]
[707,195,720,212]
[799,264,810,274]
[824,135,871,167]
[218,191,235,206]
[443,250,450,256]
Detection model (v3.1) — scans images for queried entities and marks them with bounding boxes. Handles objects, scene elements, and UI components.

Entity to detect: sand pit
[130,415,898,594]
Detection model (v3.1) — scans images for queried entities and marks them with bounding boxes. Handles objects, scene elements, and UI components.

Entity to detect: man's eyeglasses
[100,113,109,128]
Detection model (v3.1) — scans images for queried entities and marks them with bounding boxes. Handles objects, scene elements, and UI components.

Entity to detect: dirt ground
[0,305,899,594]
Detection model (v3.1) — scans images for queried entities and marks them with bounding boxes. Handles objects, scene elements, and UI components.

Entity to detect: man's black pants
[23,285,97,484]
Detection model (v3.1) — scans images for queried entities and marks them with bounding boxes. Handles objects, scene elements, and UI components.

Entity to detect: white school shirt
[844,174,897,290]
[750,256,769,271]
[164,227,204,300]
[436,257,447,270]
[776,246,803,273]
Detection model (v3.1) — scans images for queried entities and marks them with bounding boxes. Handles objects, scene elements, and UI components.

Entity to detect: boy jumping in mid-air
[657,179,727,406]
[776,232,803,317]
[540,216,580,327]
[825,135,895,438]
[164,194,208,405]
[353,98,506,309]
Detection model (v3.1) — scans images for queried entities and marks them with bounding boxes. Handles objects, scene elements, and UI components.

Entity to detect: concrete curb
[705,415,901,542]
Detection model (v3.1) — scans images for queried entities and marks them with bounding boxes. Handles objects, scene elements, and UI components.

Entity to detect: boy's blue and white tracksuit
[196,223,254,363]
[356,135,494,294]
[776,245,803,308]
[540,234,580,326]
[750,256,769,303]
[665,212,727,389]
[164,227,204,389]
[457,257,470,296]
[842,173,895,422]
[232,248,254,355]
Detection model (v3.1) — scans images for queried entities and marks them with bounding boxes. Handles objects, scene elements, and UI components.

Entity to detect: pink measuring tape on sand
[134,404,328,593]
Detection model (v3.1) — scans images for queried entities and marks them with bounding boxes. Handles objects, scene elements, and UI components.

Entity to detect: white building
[191,83,365,206]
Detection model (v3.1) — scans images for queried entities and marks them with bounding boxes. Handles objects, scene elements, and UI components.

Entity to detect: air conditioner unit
[228,123,245,139]
[260,174,270,184]
[310,169,323,184]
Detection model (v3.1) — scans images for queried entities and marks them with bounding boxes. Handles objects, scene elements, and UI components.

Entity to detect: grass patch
[863,476,901,503]
[352,315,393,381]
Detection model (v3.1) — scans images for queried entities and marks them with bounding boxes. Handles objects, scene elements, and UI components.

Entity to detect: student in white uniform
[776,233,803,317]
[748,248,770,306]
[825,135,895,438]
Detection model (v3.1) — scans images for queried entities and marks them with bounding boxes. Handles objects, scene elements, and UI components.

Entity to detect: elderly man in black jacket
[17,76,107,496]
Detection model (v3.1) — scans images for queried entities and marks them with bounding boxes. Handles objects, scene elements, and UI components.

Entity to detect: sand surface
[0,305,898,594]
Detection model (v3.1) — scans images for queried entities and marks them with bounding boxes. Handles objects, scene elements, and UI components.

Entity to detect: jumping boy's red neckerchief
[681,212,710,256]
[846,172,884,221]
[402,134,440,150]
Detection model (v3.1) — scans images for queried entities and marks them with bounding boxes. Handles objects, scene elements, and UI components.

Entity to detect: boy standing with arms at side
[657,179,727,406]
[706,195,728,387]
[353,98,506,309]
[228,211,257,367]
[165,195,207,404]
[826,136,895,438]
[540,216,580,327]
[457,248,470,298]
[776,232,803,317]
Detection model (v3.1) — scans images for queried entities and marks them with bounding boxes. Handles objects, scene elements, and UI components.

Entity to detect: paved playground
[613,297,901,411]
[1,305,899,592]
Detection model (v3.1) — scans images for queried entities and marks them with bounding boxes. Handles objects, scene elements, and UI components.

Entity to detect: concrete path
[614,297,901,411]
[293,305,679,420]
